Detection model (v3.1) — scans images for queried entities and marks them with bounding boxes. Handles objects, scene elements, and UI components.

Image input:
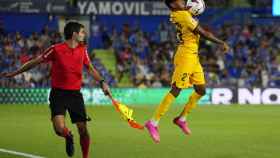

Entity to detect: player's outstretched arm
[194,25,230,53]
[87,63,112,96]
[0,55,44,78]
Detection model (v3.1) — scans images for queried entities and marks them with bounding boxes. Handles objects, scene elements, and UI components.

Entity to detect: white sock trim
[151,119,159,126]
[179,116,186,122]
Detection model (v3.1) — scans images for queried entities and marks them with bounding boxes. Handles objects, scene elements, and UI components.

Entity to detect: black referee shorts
[49,88,88,123]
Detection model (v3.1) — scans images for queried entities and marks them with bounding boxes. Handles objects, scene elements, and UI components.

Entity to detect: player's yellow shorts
[171,46,206,89]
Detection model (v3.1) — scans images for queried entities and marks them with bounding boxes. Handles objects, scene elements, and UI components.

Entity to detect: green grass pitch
[0,105,279,158]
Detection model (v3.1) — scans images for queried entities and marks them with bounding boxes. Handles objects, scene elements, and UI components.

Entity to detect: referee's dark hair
[64,21,84,40]
[165,0,175,9]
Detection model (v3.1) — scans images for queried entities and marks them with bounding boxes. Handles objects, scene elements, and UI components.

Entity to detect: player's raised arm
[194,25,230,53]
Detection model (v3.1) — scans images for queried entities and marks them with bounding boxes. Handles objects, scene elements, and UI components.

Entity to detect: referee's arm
[1,46,53,78]
[87,63,104,83]
[0,55,44,78]
[87,63,112,96]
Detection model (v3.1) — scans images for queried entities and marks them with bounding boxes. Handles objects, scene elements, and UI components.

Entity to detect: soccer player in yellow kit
[145,0,230,143]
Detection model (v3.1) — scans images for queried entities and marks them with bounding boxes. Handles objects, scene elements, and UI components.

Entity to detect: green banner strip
[0,88,211,106]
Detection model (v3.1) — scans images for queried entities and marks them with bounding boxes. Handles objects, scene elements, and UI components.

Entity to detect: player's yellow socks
[180,91,202,118]
[153,92,175,122]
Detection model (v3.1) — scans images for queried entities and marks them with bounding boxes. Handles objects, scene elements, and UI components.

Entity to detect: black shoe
[65,133,74,157]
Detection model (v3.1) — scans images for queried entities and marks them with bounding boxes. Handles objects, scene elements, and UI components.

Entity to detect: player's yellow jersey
[170,10,200,53]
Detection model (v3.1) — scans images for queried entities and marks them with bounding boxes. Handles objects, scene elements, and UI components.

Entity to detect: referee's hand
[222,42,230,53]
[0,72,17,78]
[101,82,112,97]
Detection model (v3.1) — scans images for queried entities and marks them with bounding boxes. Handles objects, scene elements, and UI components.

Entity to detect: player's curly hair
[64,21,84,40]
[164,0,175,9]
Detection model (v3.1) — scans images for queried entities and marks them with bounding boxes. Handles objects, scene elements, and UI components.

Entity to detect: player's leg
[145,84,180,143]
[49,89,74,157]
[152,83,181,124]
[76,122,90,158]
[174,62,206,135]
[179,62,206,118]
[148,56,191,126]
[68,91,90,158]
[178,84,205,119]
[145,56,191,143]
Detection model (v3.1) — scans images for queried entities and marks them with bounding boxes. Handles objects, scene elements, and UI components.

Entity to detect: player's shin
[179,91,202,119]
[152,92,175,125]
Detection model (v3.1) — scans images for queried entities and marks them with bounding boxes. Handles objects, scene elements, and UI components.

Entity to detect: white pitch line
[0,148,45,158]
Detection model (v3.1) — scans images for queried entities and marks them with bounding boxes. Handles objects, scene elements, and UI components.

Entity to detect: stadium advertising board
[89,88,211,105]
[212,88,280,105]
[0,88,279,105]
[273,0,280,16]
[0,0,169,15]
[0,0,67,14]
[77,0,169,15]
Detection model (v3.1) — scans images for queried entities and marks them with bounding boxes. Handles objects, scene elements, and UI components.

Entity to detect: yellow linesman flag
[111,99,144,130]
